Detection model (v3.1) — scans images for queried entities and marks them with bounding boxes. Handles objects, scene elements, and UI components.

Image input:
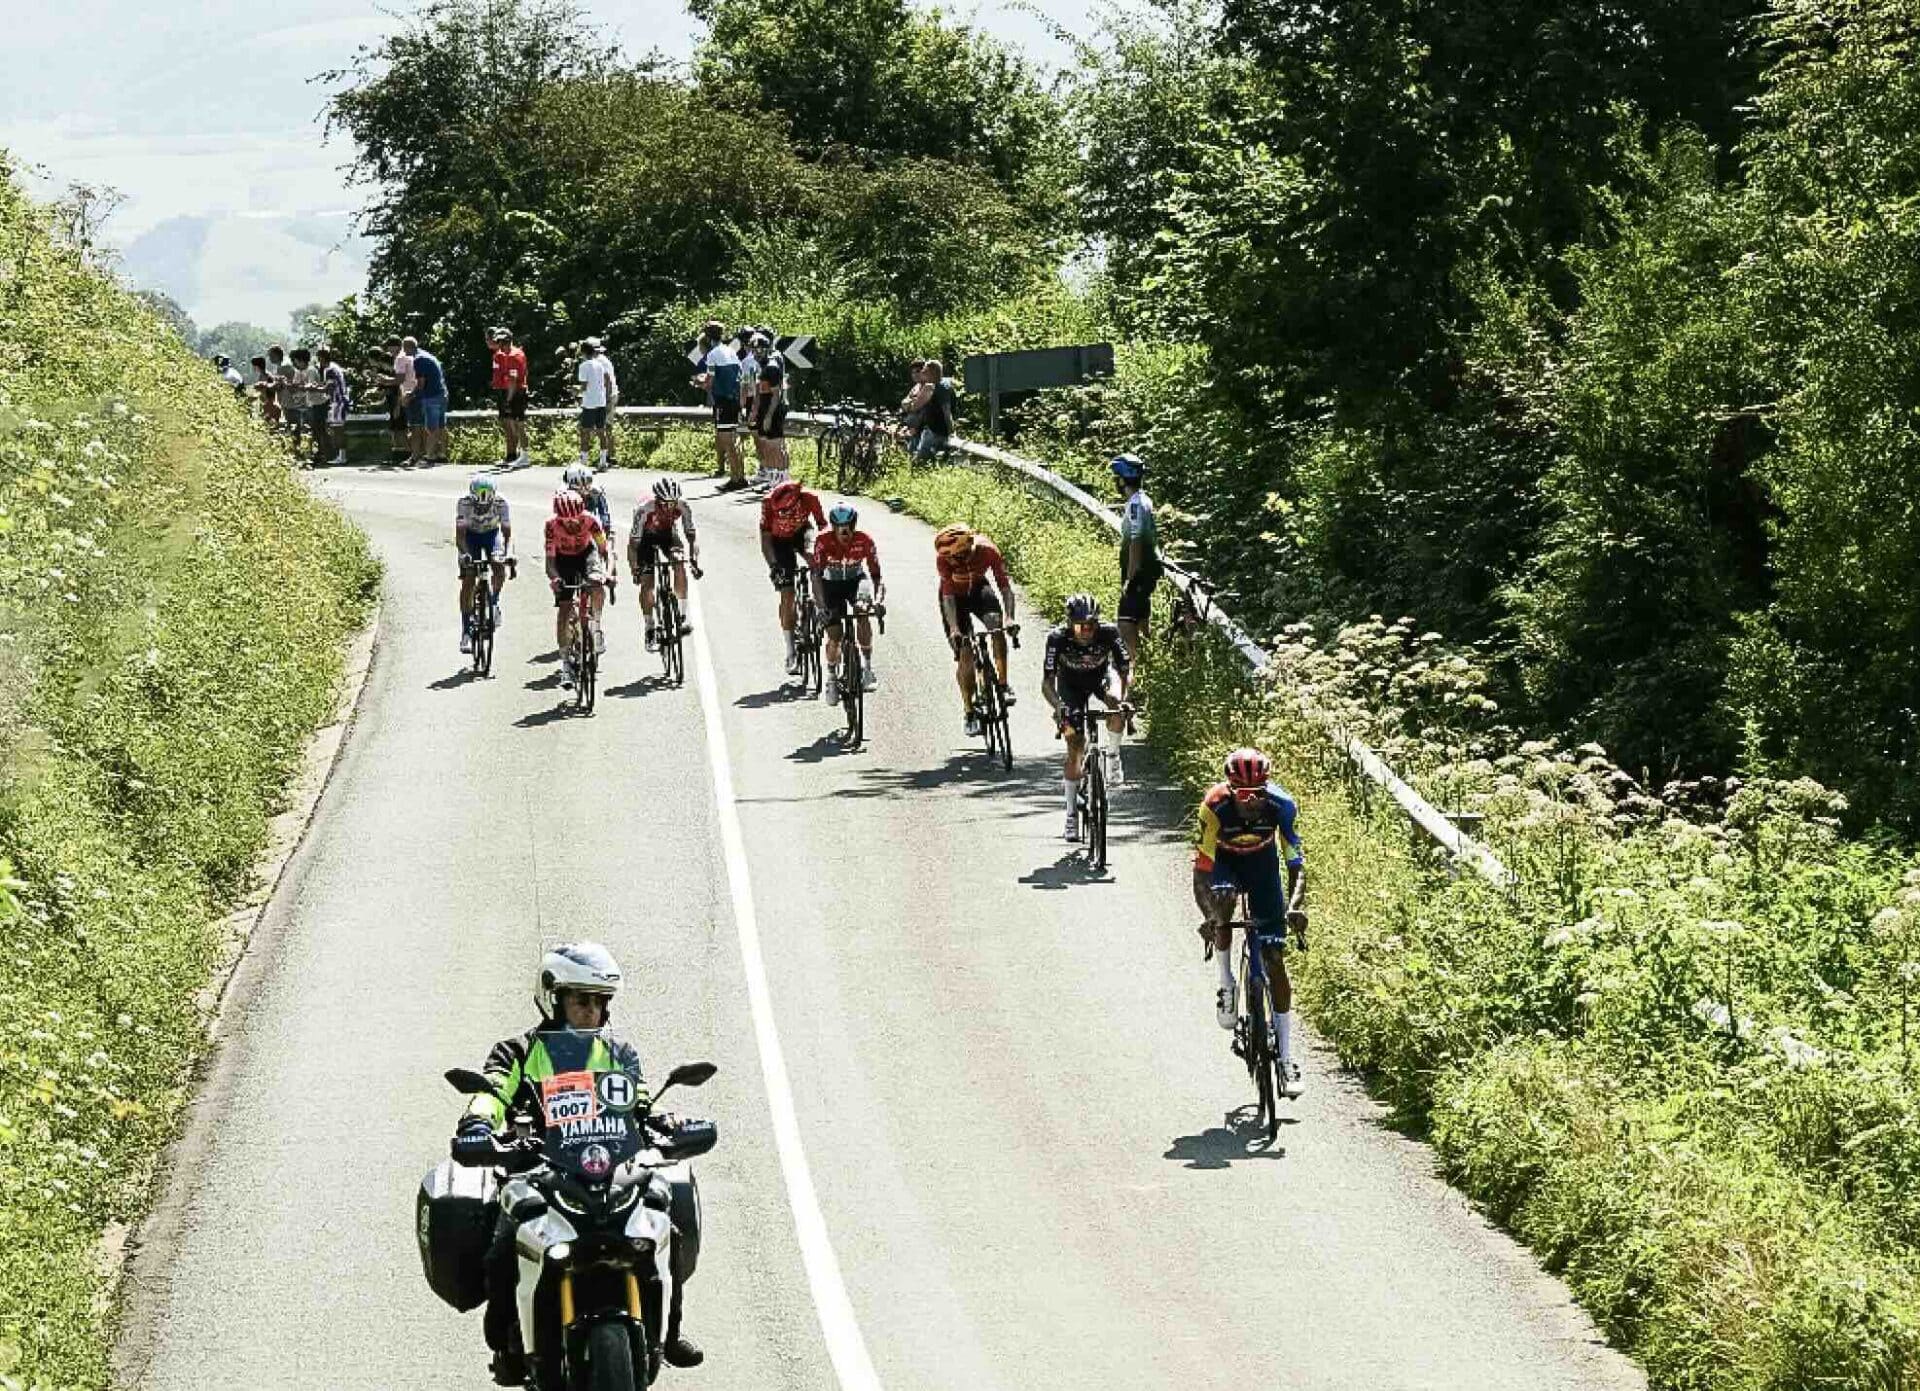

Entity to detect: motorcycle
[418,1044,718,1390]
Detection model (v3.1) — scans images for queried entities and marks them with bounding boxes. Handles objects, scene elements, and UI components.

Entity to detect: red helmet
[1224,748,1270,790]
[553,491,584,519]
[768,479,803,510]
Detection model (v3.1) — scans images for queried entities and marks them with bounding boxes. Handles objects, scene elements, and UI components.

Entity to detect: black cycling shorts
[942,583,1005,645]
[756,397,788,439]
[632,530,685,570]
[712,398,741,431]
[1054,670,1116,730]
[767,531,812,590]
[1118,566,1160,624]
[820,575,872,625]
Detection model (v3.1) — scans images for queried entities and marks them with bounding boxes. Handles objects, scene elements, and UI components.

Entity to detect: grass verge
[0,164,379,1389]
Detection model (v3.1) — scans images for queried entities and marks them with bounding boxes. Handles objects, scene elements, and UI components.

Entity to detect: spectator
[910,359,956,460]
[694,320,745,491]
[291,347,327,466]
[750,332,790,484]
[251,355,280,424]
[368,337,409,465]
[575,337,619,470]
[394,337,422,465]
[288,347,320,457]
[268,344,295,439]
[404,336,450,466]
[489,327,530,469]
[737,332,763,486]
[214,354,246,396]
[316,347,350,467]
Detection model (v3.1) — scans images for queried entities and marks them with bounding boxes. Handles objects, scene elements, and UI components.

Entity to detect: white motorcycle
[420,1056,717,1389]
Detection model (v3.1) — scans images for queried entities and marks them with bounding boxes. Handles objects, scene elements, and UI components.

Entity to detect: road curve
[114,462,1643,1391]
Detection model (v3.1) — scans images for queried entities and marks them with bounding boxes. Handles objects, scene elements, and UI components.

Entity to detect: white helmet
[652,477,682,503]
[535,941,622,1021]
[562,462,594,490]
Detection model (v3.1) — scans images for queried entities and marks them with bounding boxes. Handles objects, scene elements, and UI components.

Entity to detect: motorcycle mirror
[445,1067,503,1100]
[665,1061,718,1090]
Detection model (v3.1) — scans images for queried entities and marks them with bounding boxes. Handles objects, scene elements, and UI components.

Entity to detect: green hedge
[0,163,378,1389]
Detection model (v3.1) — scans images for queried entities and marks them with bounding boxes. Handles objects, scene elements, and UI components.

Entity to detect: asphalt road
[115,462,1643,1391]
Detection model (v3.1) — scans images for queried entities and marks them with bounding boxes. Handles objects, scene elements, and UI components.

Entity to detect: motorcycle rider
[451,943,705,1384]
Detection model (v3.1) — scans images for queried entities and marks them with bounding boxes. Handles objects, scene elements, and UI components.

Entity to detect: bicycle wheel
[659,586,684,684]
[843,645,864,746]
[1088,752,1108,871]
[1244,945,1276,1138]
[993,681,1014,771]
[475,609,493,677]
[802,612,823,697]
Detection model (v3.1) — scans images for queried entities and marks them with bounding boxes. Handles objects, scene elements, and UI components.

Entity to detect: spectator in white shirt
[576,338,619,469]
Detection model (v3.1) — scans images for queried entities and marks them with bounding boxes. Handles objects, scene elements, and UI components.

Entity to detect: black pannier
[416,1157,498,1311]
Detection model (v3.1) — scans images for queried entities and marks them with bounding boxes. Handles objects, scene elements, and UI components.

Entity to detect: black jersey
[1044,621,1130,681]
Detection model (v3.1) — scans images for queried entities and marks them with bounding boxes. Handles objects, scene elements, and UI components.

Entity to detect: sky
[1,0,1094,332]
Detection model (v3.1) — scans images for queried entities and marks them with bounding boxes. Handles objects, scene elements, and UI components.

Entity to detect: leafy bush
[0,162,378,1388]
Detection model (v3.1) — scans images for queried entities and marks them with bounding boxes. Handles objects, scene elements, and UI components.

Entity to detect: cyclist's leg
[459,557,478,622]
[1203,861,1244,1026]
[950,606,979,715]
[639,559,658,626]
[671,555,689,607]
[1239,846,1296,1067]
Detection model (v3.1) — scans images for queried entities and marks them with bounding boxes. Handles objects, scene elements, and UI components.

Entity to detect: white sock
[1217,950,1235,992]
[1276,1011,1293,1063]
[1063,777,1079,814]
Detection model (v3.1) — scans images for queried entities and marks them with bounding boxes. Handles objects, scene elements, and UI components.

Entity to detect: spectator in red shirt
[759,479,828,676]
[488,328,530,468]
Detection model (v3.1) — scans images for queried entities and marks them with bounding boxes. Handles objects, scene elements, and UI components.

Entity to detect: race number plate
[539,1070,599,1126]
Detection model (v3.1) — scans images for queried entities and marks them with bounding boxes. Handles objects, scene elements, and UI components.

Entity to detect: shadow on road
[1164,1112,1291,1169]
[514,702,586,728]
[525,671,564,691]
[1018,851,1113,891]
[735,683,810,709]
[527,649,562,666]
[429,668,482,690]
[787,731,862,765]
[605,675,677,699]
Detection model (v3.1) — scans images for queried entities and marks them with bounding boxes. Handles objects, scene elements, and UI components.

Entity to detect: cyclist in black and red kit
[1042,593,1131,841]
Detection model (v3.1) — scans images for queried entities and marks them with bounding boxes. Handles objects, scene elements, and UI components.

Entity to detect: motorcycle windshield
[533,1028,645,1180]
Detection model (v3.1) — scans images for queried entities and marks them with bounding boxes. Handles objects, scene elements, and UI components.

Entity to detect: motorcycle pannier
[416,1157,498,1312]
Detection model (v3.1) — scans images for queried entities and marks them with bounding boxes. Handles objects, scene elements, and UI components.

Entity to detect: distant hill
[119,210,368,327]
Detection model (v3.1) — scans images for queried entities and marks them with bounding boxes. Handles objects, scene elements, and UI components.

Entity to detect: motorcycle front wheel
[580,1321,638,1390]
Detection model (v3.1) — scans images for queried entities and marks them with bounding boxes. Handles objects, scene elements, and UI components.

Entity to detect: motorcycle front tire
[580,1321,638,1391]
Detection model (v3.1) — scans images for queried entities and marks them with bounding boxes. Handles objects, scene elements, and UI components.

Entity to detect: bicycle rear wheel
[659,585,684,684]
[1088,754,1108,871]
[993,682,1014,771]
[802,613,823,697]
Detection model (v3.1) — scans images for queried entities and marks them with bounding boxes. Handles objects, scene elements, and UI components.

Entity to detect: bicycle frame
[557,579,599,713]
[1232,902,1291,1141]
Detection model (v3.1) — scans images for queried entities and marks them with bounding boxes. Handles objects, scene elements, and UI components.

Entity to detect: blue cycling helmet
[1109,453,1145,483]
[828,503,858,527]
[1065,593,1100,623]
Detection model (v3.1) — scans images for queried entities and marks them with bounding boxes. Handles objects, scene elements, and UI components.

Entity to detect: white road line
[686,586,885,1391]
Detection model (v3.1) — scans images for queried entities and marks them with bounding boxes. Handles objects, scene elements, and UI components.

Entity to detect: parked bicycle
[813,401,892,494]
[833,602,886,748]
[965,621,1020,770]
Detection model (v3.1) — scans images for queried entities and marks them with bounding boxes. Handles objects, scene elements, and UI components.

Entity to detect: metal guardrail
[337,402,1509,883]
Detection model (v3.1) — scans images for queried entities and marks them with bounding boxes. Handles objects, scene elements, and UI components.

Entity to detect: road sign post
[961,343,1115,440]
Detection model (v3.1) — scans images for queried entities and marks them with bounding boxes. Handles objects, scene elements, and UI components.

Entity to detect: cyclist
[935,524,1018,736]
[564,463,616,652]
[760,478,828,676]
[1041,593,1131,841]
[544,490,609,690]
[455,474,513,654]
[1111,453,1163,664]
[629,477,700,652]
[1192,747,1308,1097]
[811,503,884,705]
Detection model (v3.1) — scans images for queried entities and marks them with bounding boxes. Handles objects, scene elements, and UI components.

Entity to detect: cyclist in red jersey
[545,490,609,689]
[811,503,884,704]
[760,479,828,676]
[629,477,699,651]
[934,524,1017,735]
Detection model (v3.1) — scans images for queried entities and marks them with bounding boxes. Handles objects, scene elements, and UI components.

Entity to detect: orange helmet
[934,524,975,559]
[768,479,804,511]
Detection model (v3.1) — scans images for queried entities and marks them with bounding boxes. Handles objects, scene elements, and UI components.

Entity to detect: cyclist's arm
[759,527,778,569]
[989,552,1016,620]
[1278,797,1306,910]
[1191,800,1227,917]
[1041,635,1062,711]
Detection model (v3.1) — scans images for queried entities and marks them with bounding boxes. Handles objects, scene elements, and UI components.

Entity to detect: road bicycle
[791,573,824,697]
[1207,896,1308,1142]
[963,620,1020,770]
[1060,697,1132,872]
[830,601,886,748]
[557,578,602,714]
[649,553,702,687]
[813,401,892,494]
[459,554,514,678]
